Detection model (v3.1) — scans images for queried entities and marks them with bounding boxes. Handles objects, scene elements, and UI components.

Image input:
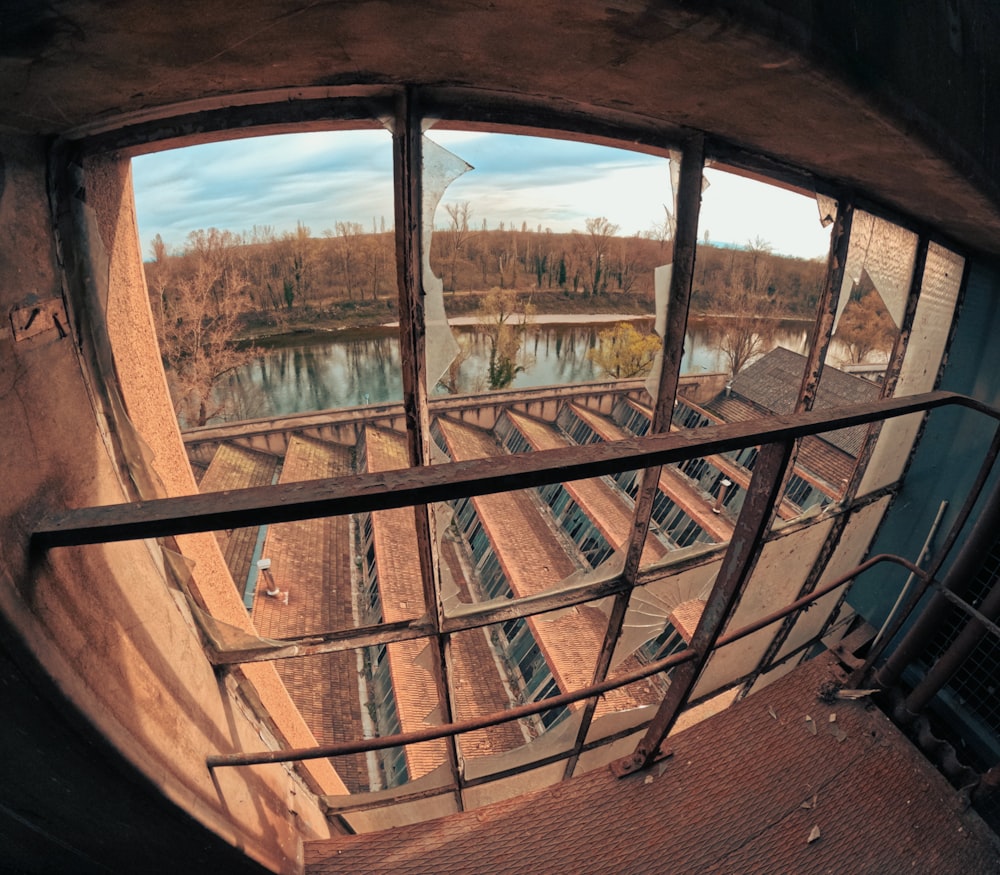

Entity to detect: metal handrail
[206,552,924,769]
[30,390,988,549]
[29,390,1000,776]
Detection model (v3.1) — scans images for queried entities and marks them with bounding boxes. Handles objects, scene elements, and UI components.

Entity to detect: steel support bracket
[610,747,673,778]
[11,298,68,342]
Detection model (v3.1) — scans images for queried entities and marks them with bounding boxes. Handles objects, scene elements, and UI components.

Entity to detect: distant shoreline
[381,313,652,328]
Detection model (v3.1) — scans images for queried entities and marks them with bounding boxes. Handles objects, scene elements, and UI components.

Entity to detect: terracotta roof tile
[505,410,666,565]
[250,435,368,790]
[362,426,449,779]
[435,417,656,718]
[729,346,878,456]
[199,442,278,594]
[705,394,855,497]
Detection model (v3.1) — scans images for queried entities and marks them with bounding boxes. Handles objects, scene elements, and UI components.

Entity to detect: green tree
[587,322,661,378]
[479,289,534,390]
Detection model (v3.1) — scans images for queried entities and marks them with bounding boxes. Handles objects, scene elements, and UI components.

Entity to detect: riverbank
[237,288,655,340]
[236,287,813,344]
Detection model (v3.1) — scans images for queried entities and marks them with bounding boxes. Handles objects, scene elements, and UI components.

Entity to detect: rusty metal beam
[625,135,706,579]
[206,551,913,770]
[611,438,795,776]
[32,391,978,550]
[392,87,464,808]
[564,134,705,780]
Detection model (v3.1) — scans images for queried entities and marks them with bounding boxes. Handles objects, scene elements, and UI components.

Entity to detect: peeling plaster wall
[0,135,339,873]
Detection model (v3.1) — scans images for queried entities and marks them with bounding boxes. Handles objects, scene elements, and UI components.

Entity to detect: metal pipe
[904,565,1000,713]
[876,454,1000,689]
[858,419,1000,683]
[870,499,948,652]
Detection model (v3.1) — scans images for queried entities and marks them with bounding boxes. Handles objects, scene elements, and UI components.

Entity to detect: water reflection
[209,320,810,425]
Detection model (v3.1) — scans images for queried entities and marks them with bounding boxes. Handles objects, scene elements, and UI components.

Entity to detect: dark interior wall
[852,259,1000,630]
[733,0,1000,215]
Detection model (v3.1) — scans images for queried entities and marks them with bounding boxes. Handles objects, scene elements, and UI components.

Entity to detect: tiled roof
[566,402,626,441]
[250,434,368,791]
[198,442,278,595]
[705,394,855,496]
[505,410,666,565]
[439,536,528,759]
[566,403,736,539]
[728,346,878,456]
[363,426,450,780]
[306,652,1000,874]
[669,599,705,642]
[435,416,659,718]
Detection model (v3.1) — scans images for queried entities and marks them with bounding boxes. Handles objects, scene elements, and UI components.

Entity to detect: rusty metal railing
[29,389,1000,790]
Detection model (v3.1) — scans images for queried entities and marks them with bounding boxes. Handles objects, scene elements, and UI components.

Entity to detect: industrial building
[3,3,1000,873]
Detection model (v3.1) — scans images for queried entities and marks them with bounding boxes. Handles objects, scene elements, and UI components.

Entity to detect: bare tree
[159,261,260,427]
[715,239,777,376]
[578,216,620,296]
[444,201,474,293]
[335,221,364,300]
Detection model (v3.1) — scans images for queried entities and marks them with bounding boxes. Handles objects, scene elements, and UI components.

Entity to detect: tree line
[145,211,892,426]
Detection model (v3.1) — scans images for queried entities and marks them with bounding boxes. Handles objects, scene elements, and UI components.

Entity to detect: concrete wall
[0,135,343,873]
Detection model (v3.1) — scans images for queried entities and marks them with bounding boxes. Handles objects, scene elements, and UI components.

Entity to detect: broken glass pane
[857,244,963,494]
[422,135,472,388]
[424,130,670,403]
[692,518,835,698]
[777,497,891,660]
[832,209,917,337]
[611,560,720,670]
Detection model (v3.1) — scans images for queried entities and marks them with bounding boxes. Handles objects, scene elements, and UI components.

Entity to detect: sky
[132,127,833,261]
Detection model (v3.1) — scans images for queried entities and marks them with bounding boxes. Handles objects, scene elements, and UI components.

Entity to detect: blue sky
[132,128,832,260]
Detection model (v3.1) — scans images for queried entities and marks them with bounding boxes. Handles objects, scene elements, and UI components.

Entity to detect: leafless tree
[444,201,474,293]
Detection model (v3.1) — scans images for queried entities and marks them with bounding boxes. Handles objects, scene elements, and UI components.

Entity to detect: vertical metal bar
[739,201,879,692]
[392,88,463,807]
[843,236,929,498]
[612,437,794,776]
[625,135,705,578]
[562,135,705,780]
[794,199,853,417]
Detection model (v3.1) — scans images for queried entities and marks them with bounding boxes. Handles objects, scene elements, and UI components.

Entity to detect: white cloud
[132,128,832,261]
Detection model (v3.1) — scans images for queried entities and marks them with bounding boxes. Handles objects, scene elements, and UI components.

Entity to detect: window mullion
[392,89,463,805]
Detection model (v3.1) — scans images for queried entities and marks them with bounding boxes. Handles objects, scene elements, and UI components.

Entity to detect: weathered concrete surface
[0,134,337,873]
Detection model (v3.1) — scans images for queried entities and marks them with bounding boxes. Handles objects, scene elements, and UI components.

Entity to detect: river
[214,319,811,424]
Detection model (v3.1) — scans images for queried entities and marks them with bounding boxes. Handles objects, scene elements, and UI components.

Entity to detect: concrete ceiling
[2,1,999,254]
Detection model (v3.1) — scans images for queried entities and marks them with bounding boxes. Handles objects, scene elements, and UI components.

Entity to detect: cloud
[132,127,832,260]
